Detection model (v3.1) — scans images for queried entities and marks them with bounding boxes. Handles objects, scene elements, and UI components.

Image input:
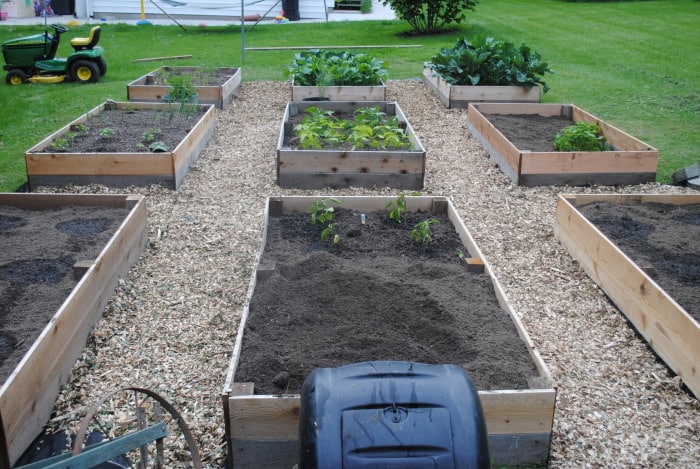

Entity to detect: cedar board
[468,103,658,186]
[0,193,148,466]
[25,101,216,190]
[554,194,699,400]
[277,101,426,190]
[291,77,386,101]
[222,196,556,468]
[127,66,242,109]
[423,67,541,109]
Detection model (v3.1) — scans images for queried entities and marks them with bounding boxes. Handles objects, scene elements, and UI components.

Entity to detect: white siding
[90,0,327,19]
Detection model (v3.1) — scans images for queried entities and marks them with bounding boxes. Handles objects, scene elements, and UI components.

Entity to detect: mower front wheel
[6,69,28,85]
[70,60,100,83]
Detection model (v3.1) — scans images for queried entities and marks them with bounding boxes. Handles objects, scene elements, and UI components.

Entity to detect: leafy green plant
[386,192,418,223]
[410,218,440,245]
[49,137,70,151]
[293,106,410,150]
[141,128,161,144]
[381,0,479,34]
[428,36,553,92]
[99,128,114,139]
[321,222,341,245]
[310,197,341,225]
[286,49,388,87]
[360,0,372,14]
[165,74,197,104]
[554,121,607,152]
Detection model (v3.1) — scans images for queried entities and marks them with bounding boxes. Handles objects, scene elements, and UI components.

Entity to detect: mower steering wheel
[51,24,68,34]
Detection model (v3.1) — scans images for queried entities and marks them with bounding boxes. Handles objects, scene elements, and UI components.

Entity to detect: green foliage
[385,192,420,223]
[99,127,114,139]
[321,222,341,245]
[410,218,440,245]
[554,121,607,152]
[428,36,553,92]
[309,197,341,225]
[49,137,69,151]
[164,74,197,103]
[293,106,410,150]
[286,49,388,86]
[360,0,373,14]
[141,128,161,144]
[381,0,479,34]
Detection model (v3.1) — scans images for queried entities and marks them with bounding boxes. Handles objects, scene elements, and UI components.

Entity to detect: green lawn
[0,0,697,191]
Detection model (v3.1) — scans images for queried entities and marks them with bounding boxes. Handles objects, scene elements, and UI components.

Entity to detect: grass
[0,0,698,191]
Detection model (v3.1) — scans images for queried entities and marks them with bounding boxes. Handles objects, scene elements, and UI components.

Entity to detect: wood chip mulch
[41,80,699,467]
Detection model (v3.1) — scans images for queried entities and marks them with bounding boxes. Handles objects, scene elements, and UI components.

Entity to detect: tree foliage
[381,0,479,34]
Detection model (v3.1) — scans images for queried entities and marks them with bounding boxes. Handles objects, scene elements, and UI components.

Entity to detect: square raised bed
[277,101,426,189]
[555,193,700,400]
[127,66,242,109]
[222,196,556,468]
[291,77,387,101]
[25,101,216,190]
[468,103,658,186]
[0,193,148,466]
[423,67,541,109]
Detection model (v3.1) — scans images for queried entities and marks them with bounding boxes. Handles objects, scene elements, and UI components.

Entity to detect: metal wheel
[6,69,27,85]
[97,57,108,76]
[70,60,100,83]
[72,387,203,468]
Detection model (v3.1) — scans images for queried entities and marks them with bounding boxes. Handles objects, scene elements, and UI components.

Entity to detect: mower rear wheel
[6,69,28,85]
[70,60,100,83]
[97,57,108,77]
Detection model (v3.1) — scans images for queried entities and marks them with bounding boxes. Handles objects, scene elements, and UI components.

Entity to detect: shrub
[381,0,479,34]
[427,36,554,92]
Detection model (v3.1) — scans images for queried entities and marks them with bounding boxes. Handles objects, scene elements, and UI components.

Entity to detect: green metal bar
[16,422,168,469]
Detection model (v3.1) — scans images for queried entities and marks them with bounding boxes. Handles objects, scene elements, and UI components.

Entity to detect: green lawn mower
[2,24,106,85]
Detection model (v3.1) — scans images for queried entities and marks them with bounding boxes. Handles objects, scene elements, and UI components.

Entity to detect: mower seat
[71,26,101,51]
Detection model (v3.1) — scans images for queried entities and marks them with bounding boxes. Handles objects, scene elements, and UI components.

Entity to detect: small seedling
[141,128,161,144]
[99,127,114,139]
[49,137,69,151]
[456,249,465,260]
[321,222,340,245]
[410,218,440,245]
[309,197,341,225]
[385,192,420,223]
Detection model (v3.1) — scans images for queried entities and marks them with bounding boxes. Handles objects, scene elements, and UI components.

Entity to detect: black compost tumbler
[299,361,491,468]
[282,0,300,21]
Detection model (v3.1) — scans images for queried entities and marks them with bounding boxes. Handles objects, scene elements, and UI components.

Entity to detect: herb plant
[428,36,553,92]
[310,197,341,225]
[553,121,607,152]
[286,49,388,87]
[410,218,440,245]
[293,107,410,150]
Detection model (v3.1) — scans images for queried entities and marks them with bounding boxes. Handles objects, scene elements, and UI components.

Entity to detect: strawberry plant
[428,36,553,92]
[553,121,607,152]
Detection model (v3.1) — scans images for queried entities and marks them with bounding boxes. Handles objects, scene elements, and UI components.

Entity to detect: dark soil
[578,202,700,323]
[147,69,235,87]
[0,205,130,383]
[484,113,574,152]
[234,207,541,395]
[34,107,207,154]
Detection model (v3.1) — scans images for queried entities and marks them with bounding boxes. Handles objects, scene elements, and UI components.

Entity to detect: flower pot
[468,102,658,186]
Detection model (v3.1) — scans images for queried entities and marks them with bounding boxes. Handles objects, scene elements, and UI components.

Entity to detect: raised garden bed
[25,101,216,190]
[277,101,426,189]
[0,193,147,466]
[127,66,242,109]
[468,103,658,186]
[423,67,541,108]
[554,193,700,400]
[222,196,556,468]
[291,77,387,101]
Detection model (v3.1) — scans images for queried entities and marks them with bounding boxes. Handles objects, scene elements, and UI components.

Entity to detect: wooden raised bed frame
[291,77,387,101]
[468,103,658,186]
[277,101,426,190]
[127,66,242,109]
[25,101,216,190]
[0,193,148,467]
[423,67,541,109]
[555,193,700,400]
[222,196,556,469]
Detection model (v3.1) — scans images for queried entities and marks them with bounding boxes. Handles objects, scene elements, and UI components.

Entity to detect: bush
[381,0,479,34]
[427,36,554,92]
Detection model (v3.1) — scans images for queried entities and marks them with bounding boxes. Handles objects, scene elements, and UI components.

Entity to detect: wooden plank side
[277,173,424,190]
[520,150,658,175]
[25,152,173,176]
[572,106,657,152]
[291,84,386,101]
[278,150,424,173]
[422,68,452,107]
[470,102,563,117]
[467,105,522,179]
[0,196,148,465]
[554,194,700,399]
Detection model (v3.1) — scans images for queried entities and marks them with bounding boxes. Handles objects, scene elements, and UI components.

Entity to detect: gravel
[41,79,699,467]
